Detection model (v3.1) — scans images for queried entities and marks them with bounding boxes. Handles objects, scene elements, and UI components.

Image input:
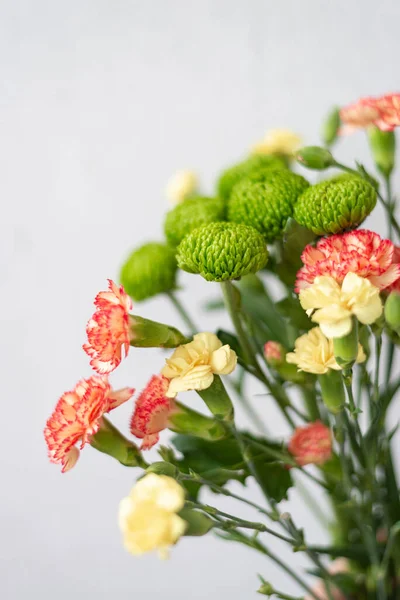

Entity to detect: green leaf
[245,436,293,502]
[203,298,225,312]
[239,286,291,347]
[171,432,293,503]
[275,218,317,286]
[254,461,292,502]
[276,296,313,332]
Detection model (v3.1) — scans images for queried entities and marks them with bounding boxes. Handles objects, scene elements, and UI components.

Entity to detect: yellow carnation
[286,326,366,375]
[251,128,302,156]
[165,169,198,205]
[299,273,382,338]
[161,332,237,397]
[118,473,187,559]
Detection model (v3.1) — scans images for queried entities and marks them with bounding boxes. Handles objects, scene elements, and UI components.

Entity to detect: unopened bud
[368,127,396,177]
[257,580,274,596]
[264,341,284,366]
[321,106,341,146]
[318,370,346,414]
[295,146,335,170]
[265,341,306,384]
[384,291,400,335]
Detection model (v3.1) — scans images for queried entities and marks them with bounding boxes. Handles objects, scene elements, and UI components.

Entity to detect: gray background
[2,1,399,598]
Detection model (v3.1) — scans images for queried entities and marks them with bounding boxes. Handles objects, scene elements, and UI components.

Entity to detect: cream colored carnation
[299,273,382,338]
[286,326,366,375]
[251,128,302,156]
[165,170,198,205]
[161,332,237,397]
[119,473,187,559]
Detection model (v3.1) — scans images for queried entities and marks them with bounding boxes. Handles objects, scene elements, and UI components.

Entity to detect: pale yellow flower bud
[286,326,366,375]
[161,332,237,397]
[118,473,187,559]
[299,273,382,338]
[251,128,302,156]
[165,170,198,205]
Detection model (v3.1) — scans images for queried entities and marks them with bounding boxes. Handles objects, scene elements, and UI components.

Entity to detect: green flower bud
[294,174,377,235]
[164,196,225,247]
[120,242,177,301]
[384,291,400,335]
[90,417,147,467]
[318,370,346,414]
[217,154,287,202]
[321,106,341,146]
[177,222,268,282]
[228,169,310,242]
[146,462,179,477]
[368,127,396,177]
[179,508,214,536]
[257,580,275,596]
[295,146,335,170]
[333,318,359,369]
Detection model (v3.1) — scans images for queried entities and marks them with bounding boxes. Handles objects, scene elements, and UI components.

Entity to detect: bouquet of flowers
[44,93,400,600]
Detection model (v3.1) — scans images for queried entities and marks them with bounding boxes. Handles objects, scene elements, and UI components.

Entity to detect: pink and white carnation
[296,230,400,293]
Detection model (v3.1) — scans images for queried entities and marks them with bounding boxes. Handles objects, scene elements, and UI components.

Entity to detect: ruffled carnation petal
[84,280,131,375]
[130,375,173,450]
[296,230,400,292]
[44,375,133,472]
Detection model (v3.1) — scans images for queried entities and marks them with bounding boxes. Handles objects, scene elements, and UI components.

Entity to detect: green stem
[374,334,383,403]
[229,530,321,600]
[220,281,257,367]
[385,341,395,388]
[187,501,296,543]
[294,478,330,530]
[227,375,269,435]
[385,175,394,239]
[220,280,296,429]
[380,522,400,579]
[179,473,275,520]
[166,291,197,334]
[335,413,386,600]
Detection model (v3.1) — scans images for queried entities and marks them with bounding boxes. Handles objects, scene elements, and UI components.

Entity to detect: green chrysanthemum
[217,154,287,202]
[176,222,268,282]
[164,196,225,247]
[227,169,310,243]
[120,242,177,301]
[293,174,377,235]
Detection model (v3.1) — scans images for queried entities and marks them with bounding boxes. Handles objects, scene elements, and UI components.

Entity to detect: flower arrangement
[45,92,400,600]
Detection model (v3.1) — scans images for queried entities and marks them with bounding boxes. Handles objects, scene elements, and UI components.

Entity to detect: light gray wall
[2,1,399,598]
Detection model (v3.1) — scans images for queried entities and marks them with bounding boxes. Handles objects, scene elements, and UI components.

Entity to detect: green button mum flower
[176,222,268,282]
[227,169,310,243]
[293,174,377,235]
[120,242,177,301]
[164,196,225,247]
[217,154,287,202]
